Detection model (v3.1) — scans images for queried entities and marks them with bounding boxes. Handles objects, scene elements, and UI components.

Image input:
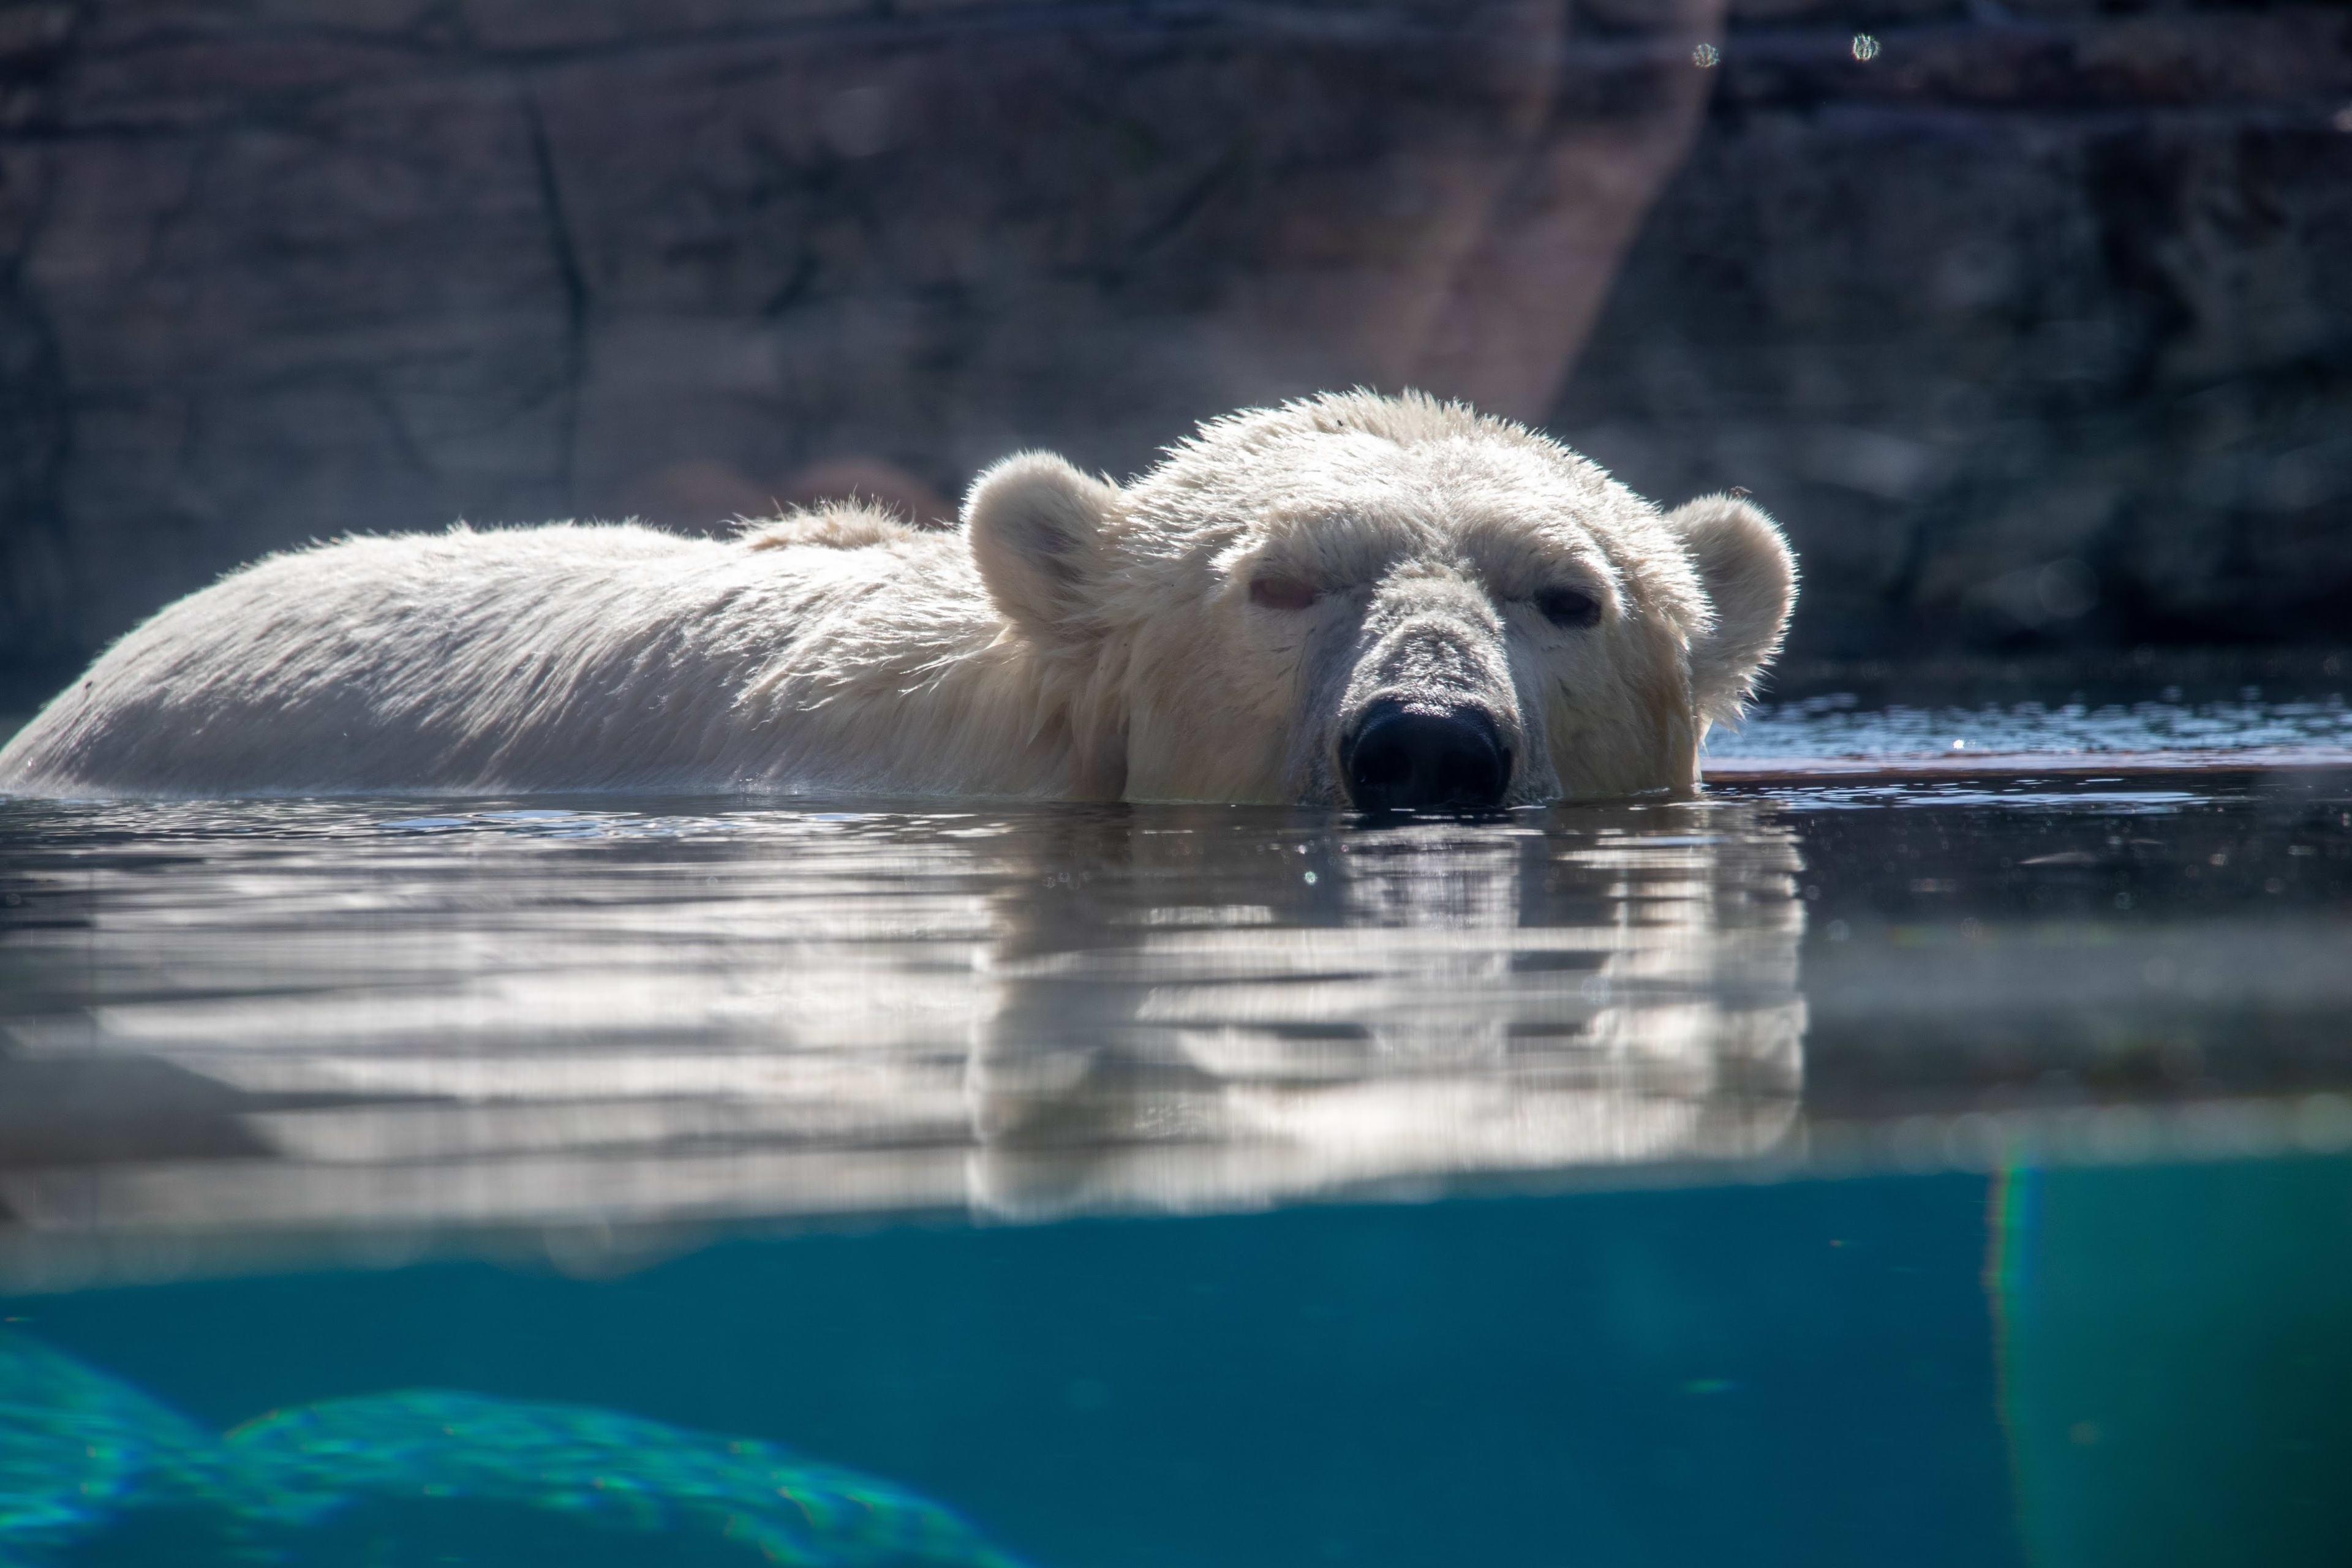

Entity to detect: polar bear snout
[1320,567,1527,810]
[1340,697,1512,812]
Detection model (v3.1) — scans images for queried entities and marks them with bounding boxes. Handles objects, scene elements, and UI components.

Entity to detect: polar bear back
[0,522,1046,799]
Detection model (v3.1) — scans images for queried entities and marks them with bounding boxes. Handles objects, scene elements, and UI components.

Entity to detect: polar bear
[0,392,1794,807]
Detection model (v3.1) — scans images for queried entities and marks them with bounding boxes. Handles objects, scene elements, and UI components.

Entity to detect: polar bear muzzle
[1341,698,1512,812]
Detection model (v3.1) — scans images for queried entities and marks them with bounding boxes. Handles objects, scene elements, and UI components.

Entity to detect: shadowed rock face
[1553,0,2352,660]
[0,0,2345,696]
[0,0,1718,688]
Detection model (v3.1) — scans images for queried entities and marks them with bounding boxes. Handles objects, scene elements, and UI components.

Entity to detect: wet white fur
[0,392,1795,802]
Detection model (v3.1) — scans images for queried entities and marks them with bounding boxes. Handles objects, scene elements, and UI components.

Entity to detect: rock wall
[0,0,1716,690]
[0,0,2346,695]
[1555,0,2352,657]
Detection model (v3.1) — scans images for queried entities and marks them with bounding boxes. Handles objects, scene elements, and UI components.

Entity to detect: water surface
[4,702,2351,1567]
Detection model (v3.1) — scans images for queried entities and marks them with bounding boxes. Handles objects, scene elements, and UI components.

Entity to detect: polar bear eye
[1250,576,1319,611]
[1536,587,1601,629]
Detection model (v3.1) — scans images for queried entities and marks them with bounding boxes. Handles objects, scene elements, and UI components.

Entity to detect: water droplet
[819,85,894,159]
[1303,870,1317,884]
[1851,33,1880,62]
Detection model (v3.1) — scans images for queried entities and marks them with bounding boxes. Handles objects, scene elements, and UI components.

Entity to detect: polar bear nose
[1341,698,1511,812]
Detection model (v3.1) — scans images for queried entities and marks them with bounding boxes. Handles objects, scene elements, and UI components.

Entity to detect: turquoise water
[4,701,2352,1565]
[8,1161,2352,1567]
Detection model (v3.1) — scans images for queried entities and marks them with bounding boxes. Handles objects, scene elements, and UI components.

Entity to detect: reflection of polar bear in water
[0,802,1799,1250]
[968,801,1806,1217]
[0,392,1792,807]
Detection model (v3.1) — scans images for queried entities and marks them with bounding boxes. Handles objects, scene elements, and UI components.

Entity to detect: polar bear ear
[1668,494,1798,725]
[965,451,1123,646]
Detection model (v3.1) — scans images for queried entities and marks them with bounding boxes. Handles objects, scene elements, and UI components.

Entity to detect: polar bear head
[964,391,1795,807]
